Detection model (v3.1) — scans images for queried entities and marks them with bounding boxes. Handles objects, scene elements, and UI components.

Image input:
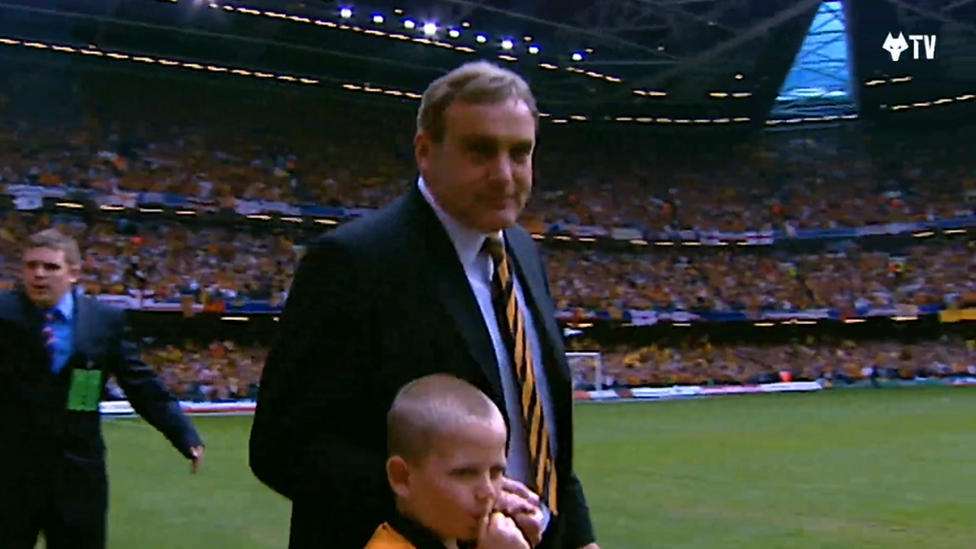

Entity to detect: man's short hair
[417,61,539,143]
[387,374,504,463]
[27,228,82,266]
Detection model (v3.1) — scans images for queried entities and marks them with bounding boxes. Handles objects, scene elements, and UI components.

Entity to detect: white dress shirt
[418,177,556,524]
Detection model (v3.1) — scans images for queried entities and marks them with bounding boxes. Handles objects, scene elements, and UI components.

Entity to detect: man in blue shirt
[0,228,205,549]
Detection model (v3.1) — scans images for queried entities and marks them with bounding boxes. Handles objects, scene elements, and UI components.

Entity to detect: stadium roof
[0,0,973,132]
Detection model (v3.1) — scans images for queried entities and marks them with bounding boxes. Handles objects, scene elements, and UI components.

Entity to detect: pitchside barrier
[99,377,976,418]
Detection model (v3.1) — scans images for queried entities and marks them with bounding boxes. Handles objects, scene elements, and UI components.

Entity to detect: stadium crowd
[546,246,974,312]
[3,209,974,396]
[1,96,975,235]
[2,212,974,314]
[94,337,976,400]
[123,340,266,402]
[3,77,976,397]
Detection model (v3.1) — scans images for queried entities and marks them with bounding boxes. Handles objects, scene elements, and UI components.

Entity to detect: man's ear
[67,263,82,285]
[414,132,433,173]
[386,455,412,499]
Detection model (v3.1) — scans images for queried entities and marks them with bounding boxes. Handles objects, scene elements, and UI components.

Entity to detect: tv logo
[883,32,937,61]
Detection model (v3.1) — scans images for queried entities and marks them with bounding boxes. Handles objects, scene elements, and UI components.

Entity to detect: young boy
[365,374,532,549]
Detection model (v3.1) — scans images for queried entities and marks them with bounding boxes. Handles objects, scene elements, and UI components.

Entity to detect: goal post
[566,351,604,391]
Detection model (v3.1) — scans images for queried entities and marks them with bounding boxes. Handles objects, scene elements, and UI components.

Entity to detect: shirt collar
[51,289,74,321]
[386,510,457,549]
[417,176,496,270]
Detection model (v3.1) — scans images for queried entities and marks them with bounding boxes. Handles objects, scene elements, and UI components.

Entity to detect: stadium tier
[1,64,975,398]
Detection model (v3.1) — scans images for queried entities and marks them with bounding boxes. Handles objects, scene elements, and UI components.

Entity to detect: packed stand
[521,127,976,234]
[106,340,267,402]
[2,211,974,313]
[99,337,976,400]
[4,69,976,400]
[0,211,297,304]
[2,68,975,236]
[545,244,975,313]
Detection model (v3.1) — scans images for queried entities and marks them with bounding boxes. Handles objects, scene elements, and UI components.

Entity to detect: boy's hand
[477,512,530,549]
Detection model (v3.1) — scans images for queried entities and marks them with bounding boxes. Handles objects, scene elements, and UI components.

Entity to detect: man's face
[417,98,536,233]
[22,247,79,309]
[405,420,507,541]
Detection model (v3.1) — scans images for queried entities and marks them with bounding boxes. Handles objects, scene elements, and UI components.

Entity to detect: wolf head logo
[883,32,909,61]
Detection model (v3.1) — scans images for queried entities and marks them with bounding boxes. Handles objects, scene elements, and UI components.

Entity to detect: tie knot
[45,309,62,323]
[482,234,506,264]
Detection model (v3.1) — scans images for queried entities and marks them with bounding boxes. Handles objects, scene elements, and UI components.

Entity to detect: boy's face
[402,419,508,541]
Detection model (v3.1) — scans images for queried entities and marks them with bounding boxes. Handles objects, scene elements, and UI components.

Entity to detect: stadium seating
[2,75,975,397]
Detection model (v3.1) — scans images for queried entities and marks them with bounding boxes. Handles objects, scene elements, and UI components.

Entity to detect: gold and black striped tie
[483,234,558,514]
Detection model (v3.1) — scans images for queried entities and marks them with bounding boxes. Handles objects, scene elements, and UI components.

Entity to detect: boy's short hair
[387,374,503,463]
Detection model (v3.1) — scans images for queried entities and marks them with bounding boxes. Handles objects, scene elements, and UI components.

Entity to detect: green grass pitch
[47,387,975,548]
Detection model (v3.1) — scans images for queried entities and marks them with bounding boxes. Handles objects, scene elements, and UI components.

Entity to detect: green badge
[67,369,104,412]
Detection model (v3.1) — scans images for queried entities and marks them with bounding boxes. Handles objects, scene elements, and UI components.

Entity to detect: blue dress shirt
[43,291,75,374]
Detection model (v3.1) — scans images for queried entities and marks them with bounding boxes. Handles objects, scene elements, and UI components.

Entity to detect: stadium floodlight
[501,39,514,50]
[572,52,583,61]
[448,29,460,38]
[528,45,540,54]
[524,36,532,42]
[372,14,384,24]
[476,34,487,43]
[339,7,352,19]
[403,19,416,29]
[423,23,437,36]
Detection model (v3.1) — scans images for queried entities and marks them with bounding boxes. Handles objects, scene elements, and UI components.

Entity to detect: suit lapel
[71,291,96,368]
[0,290,91,375]
[403,188,504,398]
[435,273,504,396]
[503,229,570,385]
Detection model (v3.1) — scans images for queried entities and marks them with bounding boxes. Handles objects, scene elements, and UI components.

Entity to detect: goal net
[567,351,604,391]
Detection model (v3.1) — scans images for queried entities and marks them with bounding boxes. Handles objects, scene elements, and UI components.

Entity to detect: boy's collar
[387,510,463,549]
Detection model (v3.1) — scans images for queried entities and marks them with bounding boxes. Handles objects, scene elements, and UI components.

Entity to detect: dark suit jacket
[0,289,203,527]
[250,186,595,549]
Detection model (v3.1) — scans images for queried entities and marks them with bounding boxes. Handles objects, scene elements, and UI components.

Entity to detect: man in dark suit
[0,228,205,549]
[250,61,599,549]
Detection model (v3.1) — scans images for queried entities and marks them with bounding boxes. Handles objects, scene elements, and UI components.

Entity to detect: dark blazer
[0,289,203,534]
[250,185,595,549]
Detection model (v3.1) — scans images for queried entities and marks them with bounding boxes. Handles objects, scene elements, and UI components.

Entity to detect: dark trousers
[0,505,106,549]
